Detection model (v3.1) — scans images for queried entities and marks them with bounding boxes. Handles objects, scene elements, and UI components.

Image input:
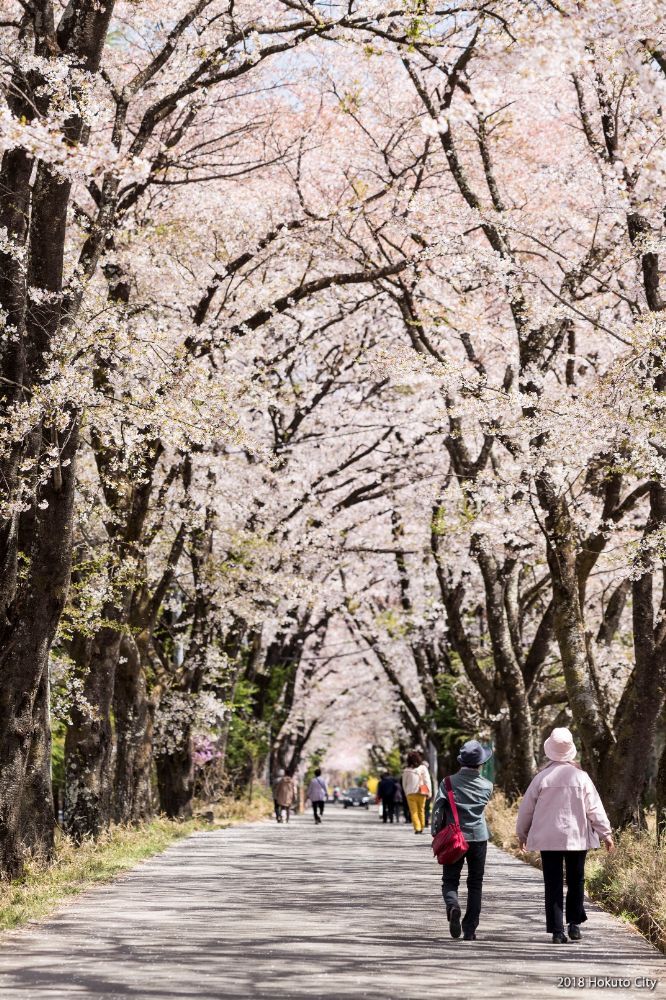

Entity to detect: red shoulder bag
[432,776,468,865]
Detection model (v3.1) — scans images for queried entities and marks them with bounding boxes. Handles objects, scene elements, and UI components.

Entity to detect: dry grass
[193,787,273,826]
[0,792,272,933]
[586,827,666,953]
[486,791,523,854]
[487,791,666,953]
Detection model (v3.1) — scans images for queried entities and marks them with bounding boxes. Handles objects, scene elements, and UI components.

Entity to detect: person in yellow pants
[406,792,427,832]
[402,749,432,834]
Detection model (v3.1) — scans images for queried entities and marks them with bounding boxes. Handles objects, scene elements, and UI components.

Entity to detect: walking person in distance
[307,768,328,824]
[272,770,296,824]
[516,727,614,944]
[377,772,398,824]
[431,739,493,941]
[402,750,432,834]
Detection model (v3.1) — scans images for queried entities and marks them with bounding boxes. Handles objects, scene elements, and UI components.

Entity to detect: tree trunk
[19,666,55,857]
[0,420,78,875]
[537,481,612,777]
[475,543,535,796]
[491,717,515,796]
[657,710,666,843]
[156,738,194,818]
[113,637,154,824]
[598,489,666,826]
[64,621,123,839]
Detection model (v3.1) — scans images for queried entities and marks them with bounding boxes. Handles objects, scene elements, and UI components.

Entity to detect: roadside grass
[0,791,272,933]
[487,791,666,954]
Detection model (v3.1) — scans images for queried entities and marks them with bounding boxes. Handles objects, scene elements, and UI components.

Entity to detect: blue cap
[458,739,493,767]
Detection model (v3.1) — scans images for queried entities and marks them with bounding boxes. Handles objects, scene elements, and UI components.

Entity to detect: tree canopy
[1,0,666,874]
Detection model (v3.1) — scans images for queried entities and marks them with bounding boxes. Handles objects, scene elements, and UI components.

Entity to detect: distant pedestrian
[377,772,398,824]
[516,727,614,944]
[431,739,493,941]
[307,768,328,824]
[272,770,296,823]
[395,780,408,822]
[402,750,432,834]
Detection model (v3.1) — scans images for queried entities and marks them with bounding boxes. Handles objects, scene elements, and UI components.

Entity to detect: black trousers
[442,840,487,934]
[382,798,396,823]
[540,850,587,933]
[312,801,325,822]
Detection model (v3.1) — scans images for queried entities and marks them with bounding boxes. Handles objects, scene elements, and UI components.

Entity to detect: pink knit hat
[543,726,577,762]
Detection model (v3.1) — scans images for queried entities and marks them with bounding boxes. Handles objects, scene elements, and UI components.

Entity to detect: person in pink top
[516,727,614,944]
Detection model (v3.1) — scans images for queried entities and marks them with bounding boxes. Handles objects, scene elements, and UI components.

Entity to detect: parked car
[342,787,371,809]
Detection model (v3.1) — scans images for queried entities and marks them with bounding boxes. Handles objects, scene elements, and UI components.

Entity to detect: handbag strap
[444,776,460,826]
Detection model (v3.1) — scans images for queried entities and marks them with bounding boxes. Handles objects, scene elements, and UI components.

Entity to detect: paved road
[0,808,663,999]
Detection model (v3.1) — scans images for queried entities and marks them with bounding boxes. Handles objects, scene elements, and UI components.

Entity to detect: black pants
[312,801,325,822]
[540,850,587,933]
[382,798,396,823]
[442,840,487,934]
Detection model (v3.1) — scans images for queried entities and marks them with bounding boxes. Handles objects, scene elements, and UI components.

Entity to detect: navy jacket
[377,776,397,799]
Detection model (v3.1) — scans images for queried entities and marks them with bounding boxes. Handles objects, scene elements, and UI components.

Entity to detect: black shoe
[449,906,462,939]
[552,932,569,944]
[463,931,476,941]
[568,924,581,941]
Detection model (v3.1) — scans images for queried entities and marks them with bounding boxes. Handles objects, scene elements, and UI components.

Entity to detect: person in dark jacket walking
[377,773,398,823]
[431,739,493,941]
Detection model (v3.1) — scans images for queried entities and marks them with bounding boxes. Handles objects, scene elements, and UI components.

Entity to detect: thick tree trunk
[64,621,123,839]
[0,421,78,874]
[475,543,535,796]
[156,739,194,818]
[537,481,612,778]
[490,717,514,795]
[113,638,154,824]
[19,667,55,856]
[599,488,666,827]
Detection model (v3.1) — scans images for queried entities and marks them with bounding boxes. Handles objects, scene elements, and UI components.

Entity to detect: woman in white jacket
[516,728,614,944]
[401,749,432,834]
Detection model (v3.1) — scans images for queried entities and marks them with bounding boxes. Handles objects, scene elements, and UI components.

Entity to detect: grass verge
[0,791,272,933]
[487,791,666,954]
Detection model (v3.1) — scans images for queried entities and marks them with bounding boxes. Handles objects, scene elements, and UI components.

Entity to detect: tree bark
[536,478,613,778]
[474,542,535,796]
[0,420,78,874]
[113,636,154,824]
[156,742,195,818]
[657,709,666,843]
[64,621,123,839]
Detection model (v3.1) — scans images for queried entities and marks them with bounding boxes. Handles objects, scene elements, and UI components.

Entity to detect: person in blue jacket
[431,740,493,941]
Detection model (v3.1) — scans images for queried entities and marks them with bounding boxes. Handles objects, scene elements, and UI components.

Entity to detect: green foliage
[338,88,362,114]
[374,608,410,638]
[368,744,402,776]
[224,678,271,786]
[304,747,326,785]
[427,673,469,772]
[51,720,66,801]
[431,498,477,537]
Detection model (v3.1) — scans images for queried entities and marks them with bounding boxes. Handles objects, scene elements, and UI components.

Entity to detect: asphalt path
[0,806,662,999]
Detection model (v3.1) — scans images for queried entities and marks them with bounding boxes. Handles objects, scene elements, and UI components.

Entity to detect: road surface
[0,807,662,999]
